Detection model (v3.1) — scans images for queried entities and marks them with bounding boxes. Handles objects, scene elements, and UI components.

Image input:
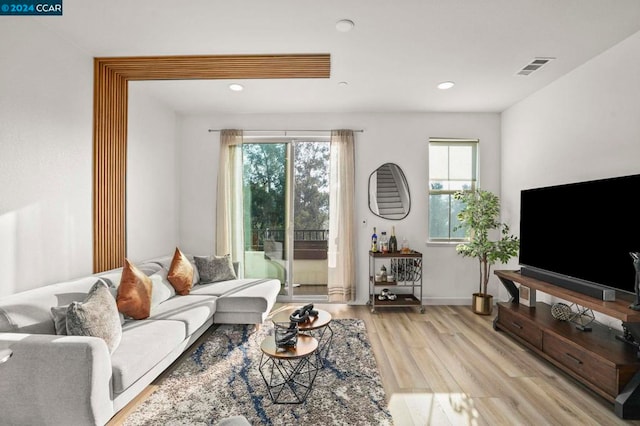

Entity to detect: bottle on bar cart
[371,227,378,252]
[380,231,389,253]
[389,226,398,253]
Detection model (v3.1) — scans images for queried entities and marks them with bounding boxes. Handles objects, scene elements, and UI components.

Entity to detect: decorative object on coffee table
[289,303,318,323]
[274,322,298,350]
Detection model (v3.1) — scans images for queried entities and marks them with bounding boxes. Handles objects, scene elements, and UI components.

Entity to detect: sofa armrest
[0,348,11,363]
[0,333,114,426]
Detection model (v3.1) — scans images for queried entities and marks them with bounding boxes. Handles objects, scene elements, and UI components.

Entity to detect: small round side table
[258,334,319,404]
[271,309,334,366]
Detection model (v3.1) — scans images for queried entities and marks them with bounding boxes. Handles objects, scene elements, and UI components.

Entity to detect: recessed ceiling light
[336,19,355,32]
[437,81,455,90]
[229,83,244,91]
[338,81,349,87]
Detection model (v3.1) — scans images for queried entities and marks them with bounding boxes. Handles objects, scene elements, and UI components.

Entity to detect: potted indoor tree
[453,189,520,315]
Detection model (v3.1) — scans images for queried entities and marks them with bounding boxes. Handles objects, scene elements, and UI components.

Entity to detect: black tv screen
[519,174,640,296]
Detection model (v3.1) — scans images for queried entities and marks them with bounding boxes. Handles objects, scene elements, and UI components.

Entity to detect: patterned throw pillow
[66,280,123,354]
[51,278,124,335]
[168,247,194,295]
[117,258,153,320]
[194,254,237,283]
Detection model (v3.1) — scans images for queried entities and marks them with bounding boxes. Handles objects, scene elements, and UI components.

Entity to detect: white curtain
[327,129,356,302]
[216,129,244,276]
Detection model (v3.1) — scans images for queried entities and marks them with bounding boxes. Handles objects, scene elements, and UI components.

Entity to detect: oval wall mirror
[368,163,411,220]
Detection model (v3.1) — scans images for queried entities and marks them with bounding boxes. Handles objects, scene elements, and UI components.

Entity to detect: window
[428,138,479,242]
[240,137,331,299]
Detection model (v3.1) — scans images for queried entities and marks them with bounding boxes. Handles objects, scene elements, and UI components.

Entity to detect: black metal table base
[301,324,333,366]
[259,351,320,404]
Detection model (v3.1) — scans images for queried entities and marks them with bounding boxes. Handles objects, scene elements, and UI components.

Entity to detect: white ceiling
[35,0,640,114]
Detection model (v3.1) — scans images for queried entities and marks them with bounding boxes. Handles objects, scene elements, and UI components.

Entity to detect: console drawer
[497,306,542,350]
[543,332,617,396]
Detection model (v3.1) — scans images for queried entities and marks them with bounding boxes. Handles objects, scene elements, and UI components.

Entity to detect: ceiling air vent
[516,57,555,76]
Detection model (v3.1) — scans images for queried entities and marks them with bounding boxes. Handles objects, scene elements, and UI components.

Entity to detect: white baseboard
[421,297,472,306]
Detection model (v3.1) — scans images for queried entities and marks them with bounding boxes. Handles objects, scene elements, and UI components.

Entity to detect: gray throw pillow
[51,279,124,336]
[52,305,125,336]
[51,306,68,335]
[194,254,237,283]
[66,280,123,354]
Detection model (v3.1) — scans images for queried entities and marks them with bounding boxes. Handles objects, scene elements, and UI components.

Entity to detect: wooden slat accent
[93,61,128,272]
[95,54,331,80]
[92,54,330,272]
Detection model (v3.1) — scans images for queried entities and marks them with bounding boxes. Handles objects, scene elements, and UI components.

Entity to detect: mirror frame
[368,162,411,220]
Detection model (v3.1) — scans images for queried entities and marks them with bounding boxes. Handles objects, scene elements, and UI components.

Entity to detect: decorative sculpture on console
[630,252,640,311]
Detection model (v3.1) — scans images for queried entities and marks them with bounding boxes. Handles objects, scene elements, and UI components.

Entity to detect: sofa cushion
[117,259,153,320]
[215,280,280,314]
[149,268,175,307]
[168,247,194,295]
[194,254,237,283]
[189,278,264,297]
[66,281,122,354]
[190,278,280,314]
[149,295,217,336]
[0,276,103,334]
[111,319,187,394]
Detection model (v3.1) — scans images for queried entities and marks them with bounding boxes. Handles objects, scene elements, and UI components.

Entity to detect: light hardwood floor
[111,303,640,425]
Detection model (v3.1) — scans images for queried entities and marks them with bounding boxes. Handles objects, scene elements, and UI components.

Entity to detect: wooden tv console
[494,270,640,419]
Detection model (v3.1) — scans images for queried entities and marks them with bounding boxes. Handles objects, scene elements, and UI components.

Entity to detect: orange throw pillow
[117,258,153,319]
[168,247,194,295]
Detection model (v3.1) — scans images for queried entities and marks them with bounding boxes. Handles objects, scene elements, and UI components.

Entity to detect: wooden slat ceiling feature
[95,54,331,80]
[93,54,330,273]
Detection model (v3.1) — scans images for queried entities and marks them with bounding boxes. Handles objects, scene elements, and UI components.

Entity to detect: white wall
[501,30,640,322]
[127,85,179,262]
[177,112,501,304]
[0,20,93,296]
[0,22,181,297]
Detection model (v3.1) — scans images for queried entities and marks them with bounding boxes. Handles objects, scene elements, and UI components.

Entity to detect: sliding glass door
[241,139,330,301]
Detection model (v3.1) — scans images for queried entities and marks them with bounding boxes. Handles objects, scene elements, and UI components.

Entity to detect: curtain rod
[207,129,364,133]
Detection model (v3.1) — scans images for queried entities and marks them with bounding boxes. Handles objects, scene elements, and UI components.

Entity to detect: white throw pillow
[149,268,176,307]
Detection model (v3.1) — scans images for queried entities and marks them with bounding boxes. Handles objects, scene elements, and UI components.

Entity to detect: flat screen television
[519,173,640,300]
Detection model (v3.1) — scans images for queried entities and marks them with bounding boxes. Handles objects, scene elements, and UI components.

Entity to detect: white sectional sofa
[0,254,280,426]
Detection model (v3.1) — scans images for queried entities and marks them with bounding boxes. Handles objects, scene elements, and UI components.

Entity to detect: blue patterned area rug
[123,319,393,425]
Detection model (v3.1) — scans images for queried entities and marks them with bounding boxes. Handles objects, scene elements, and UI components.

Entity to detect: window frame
[427,138,479,243]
